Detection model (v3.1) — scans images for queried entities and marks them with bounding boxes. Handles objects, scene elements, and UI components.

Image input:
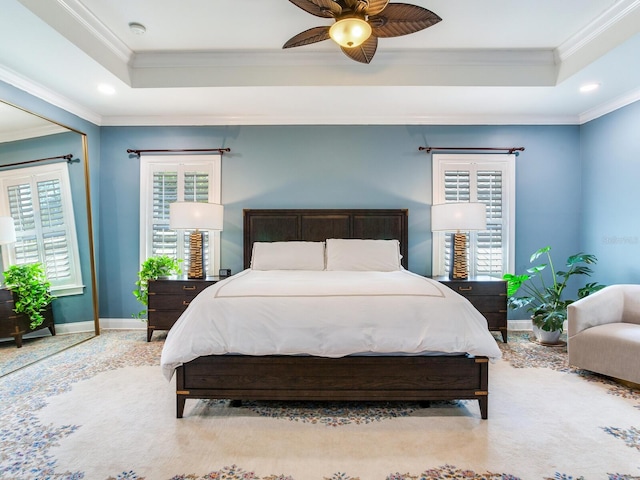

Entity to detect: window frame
[139,155,222,277]
[432,153,516,277]
[0,162,84,296]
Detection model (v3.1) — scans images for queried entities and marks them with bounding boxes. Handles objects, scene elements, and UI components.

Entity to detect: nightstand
[433,276,508,342]
[0,288,55,347]
[146,276,221,341]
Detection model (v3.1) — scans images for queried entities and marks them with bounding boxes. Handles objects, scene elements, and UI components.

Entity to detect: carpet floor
[0,332,94,377]
[0,330,639,480]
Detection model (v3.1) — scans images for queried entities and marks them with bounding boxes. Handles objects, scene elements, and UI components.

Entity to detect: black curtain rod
[127,148,231,158]
[419,146,525,155]
[0,153,74,169]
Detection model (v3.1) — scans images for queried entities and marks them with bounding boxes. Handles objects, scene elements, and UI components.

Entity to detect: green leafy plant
[3,262,55,330]
[503,246,605,333]
[133,255,182,319]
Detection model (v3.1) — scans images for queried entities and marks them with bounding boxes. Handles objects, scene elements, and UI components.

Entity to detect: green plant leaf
[529,246,551,263]
[132,255,183,319]
[505,246,606,333]
[3,262,54,329]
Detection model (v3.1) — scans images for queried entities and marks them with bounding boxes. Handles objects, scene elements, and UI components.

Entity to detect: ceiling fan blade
[287,0,342,18]
[341,35,378,64]
[370,3,442,38]
[283,26,331,49]
[363,0,390,16]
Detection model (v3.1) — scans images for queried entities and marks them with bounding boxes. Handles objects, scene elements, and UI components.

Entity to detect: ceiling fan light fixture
[329,17,372,48]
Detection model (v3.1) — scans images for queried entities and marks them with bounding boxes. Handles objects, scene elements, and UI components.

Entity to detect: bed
[161,209,502,419]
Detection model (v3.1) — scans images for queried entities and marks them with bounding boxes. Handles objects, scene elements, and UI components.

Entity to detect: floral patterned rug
[0,331,94,377]
[1,330,639,480]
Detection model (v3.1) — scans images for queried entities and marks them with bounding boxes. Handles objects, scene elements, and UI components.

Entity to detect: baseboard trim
[99,318,146,330]
[508,319,533,331]
[7,318,532,343]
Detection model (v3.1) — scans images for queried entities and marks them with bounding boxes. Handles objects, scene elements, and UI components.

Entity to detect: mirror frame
[1,99,99,336]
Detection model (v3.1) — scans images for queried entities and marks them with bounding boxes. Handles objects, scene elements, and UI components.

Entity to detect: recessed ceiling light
[579,83,600,93]
[97,84,116,95]
[129,22,146,35]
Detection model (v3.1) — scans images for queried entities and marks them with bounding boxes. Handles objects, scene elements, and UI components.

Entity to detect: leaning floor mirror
[0,100,98,376]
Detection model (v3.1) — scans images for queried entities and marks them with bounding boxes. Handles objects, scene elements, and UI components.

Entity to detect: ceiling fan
[283,0,442,64]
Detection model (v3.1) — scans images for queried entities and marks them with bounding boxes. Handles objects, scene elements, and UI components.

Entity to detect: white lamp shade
[169,202,224,231]
[431,203,487,232]
[0,216,16,245]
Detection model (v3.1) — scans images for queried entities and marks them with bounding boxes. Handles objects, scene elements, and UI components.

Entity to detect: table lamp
[0,216,16,286]
[431,202,486,280]
[169,202,224,279]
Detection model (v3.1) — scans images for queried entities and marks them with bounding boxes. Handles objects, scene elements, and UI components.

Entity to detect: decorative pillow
[250,241,326,271]
[325,238,402,271]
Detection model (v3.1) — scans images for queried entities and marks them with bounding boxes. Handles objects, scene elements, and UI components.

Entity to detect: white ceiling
[1,0,640,126]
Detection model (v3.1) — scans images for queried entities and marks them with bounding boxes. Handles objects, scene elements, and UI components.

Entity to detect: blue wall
[100,124,583,318]
[0,81,100,325]
[580,100,640,284]
[4,82,638,322]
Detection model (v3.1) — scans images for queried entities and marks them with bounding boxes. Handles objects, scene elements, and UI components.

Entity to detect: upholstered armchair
[567,284,640,385]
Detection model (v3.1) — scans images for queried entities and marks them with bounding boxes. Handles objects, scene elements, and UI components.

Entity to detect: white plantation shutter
[0,163,83,295]
[476,170,504,275]
[140,155,221,275]
[432,154,515,277]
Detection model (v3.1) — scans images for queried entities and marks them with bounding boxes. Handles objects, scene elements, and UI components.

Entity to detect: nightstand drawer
[146,276,221,341]
[148,294,197,311]
[148,279,213,295]
[445,281,505,296]
[465,295,507,313]
[147,310,186,330]
[432,275,508,342]
[483,312,508,330]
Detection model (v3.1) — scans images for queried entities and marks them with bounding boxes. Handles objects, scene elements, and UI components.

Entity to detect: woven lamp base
[187,230,205,279]
[450,232,469,280]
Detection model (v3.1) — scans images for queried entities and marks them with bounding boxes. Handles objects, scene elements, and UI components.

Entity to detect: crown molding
[129,48,557,89]
[100,112,579,127]
[0,65,102,126]
[579,86,640,123]
[0,123,67,143]
[53,0,132,63]
[557,0,640,61]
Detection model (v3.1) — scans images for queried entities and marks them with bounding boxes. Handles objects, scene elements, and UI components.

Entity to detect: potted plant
[3,262,55,330]
[503,246,605,345]
[132,255,182,319]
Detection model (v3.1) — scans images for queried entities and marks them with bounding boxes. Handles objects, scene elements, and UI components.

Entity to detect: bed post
[176,366,187,418]
[476,357,489,419]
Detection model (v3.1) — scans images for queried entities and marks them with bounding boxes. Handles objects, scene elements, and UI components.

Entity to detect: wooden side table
[146,276,221,341]
[433,276,508,342]
[0,288,55,347]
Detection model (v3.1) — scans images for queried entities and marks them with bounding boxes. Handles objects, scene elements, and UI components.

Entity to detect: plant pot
[532,324,562,345]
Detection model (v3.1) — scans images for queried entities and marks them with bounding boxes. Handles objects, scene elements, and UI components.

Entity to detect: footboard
[175,354,489,419]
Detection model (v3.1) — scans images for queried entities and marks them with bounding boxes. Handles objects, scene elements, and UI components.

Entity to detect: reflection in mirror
[0,100,98,376]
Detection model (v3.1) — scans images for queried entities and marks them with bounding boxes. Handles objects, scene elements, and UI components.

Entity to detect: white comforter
[160,269,503,380]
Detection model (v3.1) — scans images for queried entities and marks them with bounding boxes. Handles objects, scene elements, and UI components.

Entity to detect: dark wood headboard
[243,209,408,269]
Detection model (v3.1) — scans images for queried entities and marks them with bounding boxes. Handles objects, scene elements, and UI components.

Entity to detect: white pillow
[325,238,402,271]
[251,241,326,271]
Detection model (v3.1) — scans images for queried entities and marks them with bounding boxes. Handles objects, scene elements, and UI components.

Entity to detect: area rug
[1,330,639,480]
[0,331,94,377]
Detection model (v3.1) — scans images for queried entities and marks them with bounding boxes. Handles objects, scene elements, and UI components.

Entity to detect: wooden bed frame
[174,209,490,419]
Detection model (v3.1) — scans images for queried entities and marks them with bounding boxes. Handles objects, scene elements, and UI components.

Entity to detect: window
[139,155,222,276]
[0,162,83,296]
[432,154,515,277]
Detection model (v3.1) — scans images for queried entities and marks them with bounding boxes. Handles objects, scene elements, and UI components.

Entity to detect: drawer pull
[182,300,190,307]
[182,285,197,291]
[459,286,473,291]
